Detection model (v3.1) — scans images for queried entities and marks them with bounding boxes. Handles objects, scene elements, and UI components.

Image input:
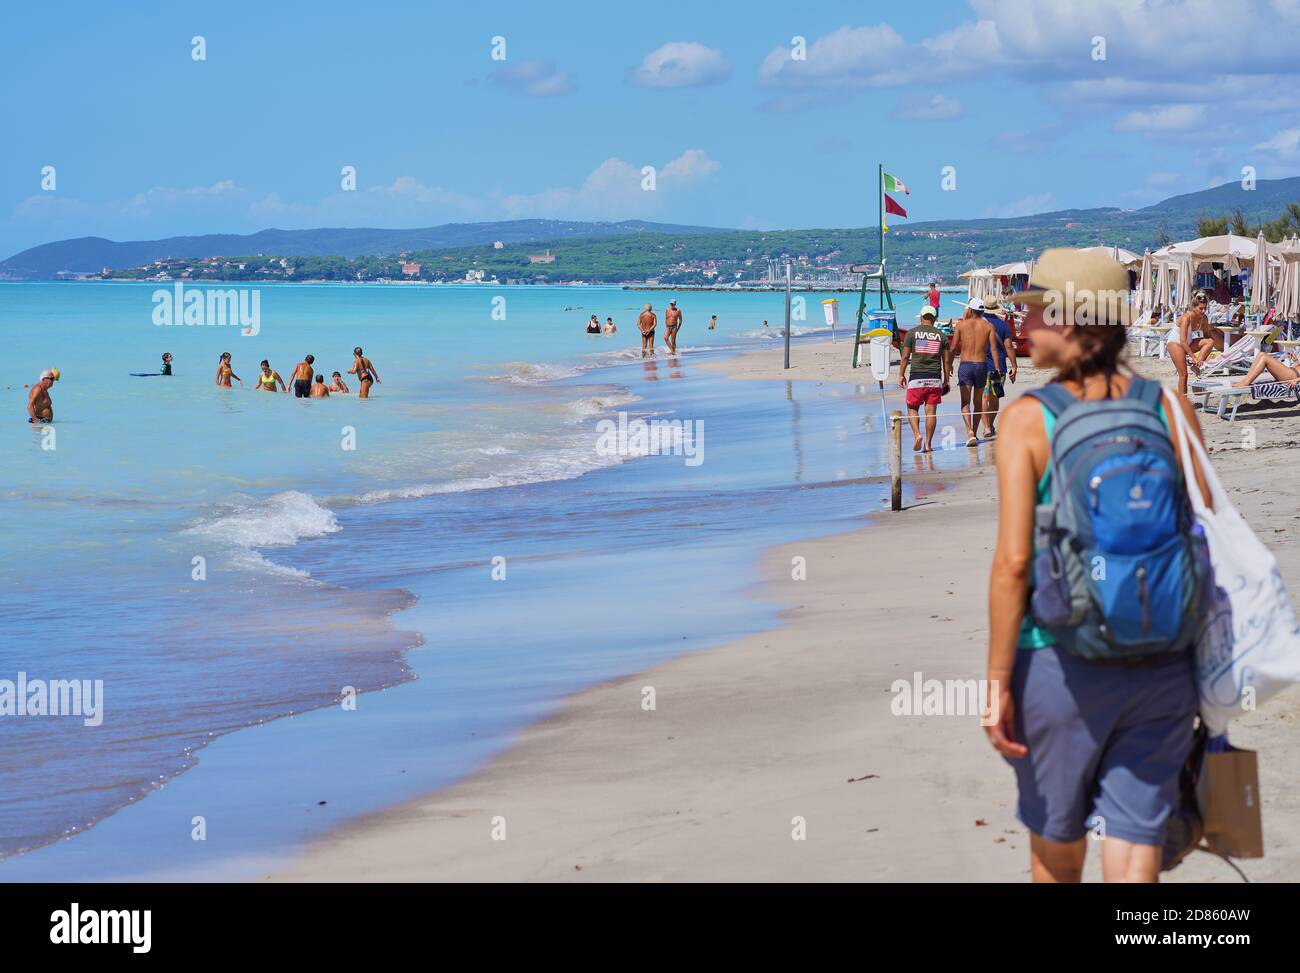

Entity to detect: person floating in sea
[330,371,349,393]
[708,314,717,331]
[291,355,316,398]
[1167,293,1214,396]
[309,374,330,398]
[350,346,380,398]
[255,360,287,393]
[215,352,242,387]
[981,298,1018,439]
[949,299,1000,447]
[762,319,769,328]
[586,315,602,334]
[664,300,683,354]
[899,306,949,453]
[28,368,58,423]
[602,316,616,335]
[638,304,657,357]
[160,353,173,376]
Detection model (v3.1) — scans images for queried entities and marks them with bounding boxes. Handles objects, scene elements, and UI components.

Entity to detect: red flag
[884,193,908,219]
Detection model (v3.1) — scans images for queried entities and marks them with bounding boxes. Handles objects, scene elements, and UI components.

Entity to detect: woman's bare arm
[986,398,1040,758]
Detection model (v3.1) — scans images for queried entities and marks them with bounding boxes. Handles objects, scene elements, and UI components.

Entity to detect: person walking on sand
[708,314,717,331]
[986,248,1213,884]
[1167,293,1214,396]
[949,299,1000,447]
[254,359,287,393]
[638,304,657,357]
[215,352,242,387]
[349,347,380,398]
[28,368,59,423]
[899,306,949,452]
[665,300,683,354]
[291,355,316,398]
[981,298,1018,438]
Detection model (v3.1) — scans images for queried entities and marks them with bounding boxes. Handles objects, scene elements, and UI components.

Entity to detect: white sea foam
[488,361,586,385]
[186,490,340,550]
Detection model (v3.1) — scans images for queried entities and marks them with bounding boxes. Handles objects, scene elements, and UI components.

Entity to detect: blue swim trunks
[1006,645,1196,846]
[958,361,988,388]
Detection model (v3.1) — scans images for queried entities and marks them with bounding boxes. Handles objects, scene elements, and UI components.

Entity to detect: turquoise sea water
[0,281,956,878]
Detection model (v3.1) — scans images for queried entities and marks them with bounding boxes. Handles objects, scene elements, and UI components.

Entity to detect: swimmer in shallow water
[215,352,242,387]
[28,368,58,423]
[255,360,287,393]
[349,346,380,398]
[329,371,349,393]
[309,373,330,398]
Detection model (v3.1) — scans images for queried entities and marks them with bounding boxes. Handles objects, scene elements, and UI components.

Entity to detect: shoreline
[272,344,1300,882]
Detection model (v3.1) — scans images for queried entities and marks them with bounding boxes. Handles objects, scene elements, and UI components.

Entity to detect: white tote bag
[1170,398,1300,734]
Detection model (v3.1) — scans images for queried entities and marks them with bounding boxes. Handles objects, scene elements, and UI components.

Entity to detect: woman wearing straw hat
[985,249,1215,883]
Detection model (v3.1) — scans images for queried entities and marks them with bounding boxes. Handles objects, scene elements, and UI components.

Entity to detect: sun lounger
[1190,376,1300,421]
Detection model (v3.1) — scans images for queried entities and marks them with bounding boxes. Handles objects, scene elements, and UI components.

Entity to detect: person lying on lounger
[1231,350,1300,389]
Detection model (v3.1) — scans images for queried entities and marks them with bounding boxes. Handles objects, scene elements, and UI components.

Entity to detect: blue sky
[3,0,1300,257]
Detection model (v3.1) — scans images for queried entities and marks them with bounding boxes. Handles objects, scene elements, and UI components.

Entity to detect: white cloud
[1255,127,1300,153]
[499,150,720,219]
[631,42,731,88]
[492,60,573,97]
[1114,104,1206,134]
[758,25,908,89]
[986,192,1056,218]
[896,94,962,121]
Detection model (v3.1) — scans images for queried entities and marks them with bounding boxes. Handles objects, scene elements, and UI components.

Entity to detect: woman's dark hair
[260,359,270,367]
[1056,323,1129,394]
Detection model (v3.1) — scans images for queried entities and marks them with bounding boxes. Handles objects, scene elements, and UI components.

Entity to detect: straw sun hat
[1020,248,1132,327]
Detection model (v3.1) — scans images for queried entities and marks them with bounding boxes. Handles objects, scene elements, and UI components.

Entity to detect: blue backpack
[1026,377,1206,660]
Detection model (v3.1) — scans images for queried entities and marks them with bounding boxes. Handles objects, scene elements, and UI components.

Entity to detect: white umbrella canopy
[989,261,1031,276]
[1078,245,1141,267]
[1159,233,1280,271]
[1249,231,1271,312]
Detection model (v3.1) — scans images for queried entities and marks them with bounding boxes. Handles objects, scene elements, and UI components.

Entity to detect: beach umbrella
[1134,249,1154,317]
[1154,257,1172,313]
[1173,254,1196,311]
[1249,231,1271,312]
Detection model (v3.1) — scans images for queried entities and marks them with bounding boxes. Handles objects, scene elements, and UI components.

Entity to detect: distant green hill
[0,219,727,280]
[7,176,1300,283]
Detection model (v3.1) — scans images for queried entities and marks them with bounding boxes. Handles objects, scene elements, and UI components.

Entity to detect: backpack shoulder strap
[1024,382,1076,419]
[1125,375,1164,410]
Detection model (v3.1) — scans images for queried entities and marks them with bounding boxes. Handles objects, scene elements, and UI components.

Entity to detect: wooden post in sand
[890,410,902,511]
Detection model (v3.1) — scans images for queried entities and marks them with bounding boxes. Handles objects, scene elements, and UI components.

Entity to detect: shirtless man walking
[28,368,58,423]
[664,300,683,354]
[291,355,316,398]
[638,304,658,357]
[948,300,1000,447]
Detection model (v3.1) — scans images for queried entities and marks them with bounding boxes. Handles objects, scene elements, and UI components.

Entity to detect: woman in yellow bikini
[215,352,243,388]
[254,359,286,393]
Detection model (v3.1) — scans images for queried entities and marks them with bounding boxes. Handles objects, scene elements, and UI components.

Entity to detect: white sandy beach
[273,342,1300,882]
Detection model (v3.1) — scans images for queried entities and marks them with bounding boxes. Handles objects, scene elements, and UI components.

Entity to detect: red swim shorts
[906,385,942,408]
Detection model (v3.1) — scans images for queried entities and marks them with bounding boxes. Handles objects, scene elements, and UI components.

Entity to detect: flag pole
[878,162,884,308]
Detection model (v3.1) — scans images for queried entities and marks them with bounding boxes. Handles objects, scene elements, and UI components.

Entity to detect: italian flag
[883,172,909,195]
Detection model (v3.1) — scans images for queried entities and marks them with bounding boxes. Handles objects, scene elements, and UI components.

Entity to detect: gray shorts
[1007,645,1196,846]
